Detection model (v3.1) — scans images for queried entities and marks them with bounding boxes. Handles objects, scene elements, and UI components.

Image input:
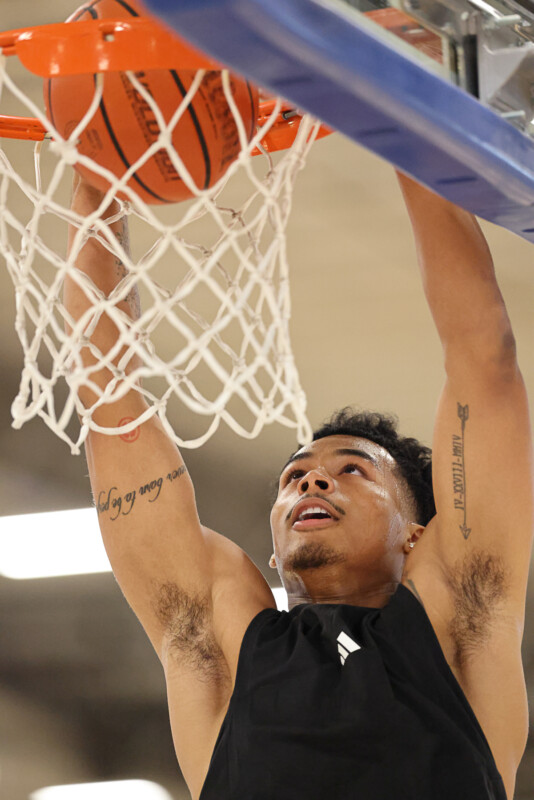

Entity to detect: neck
[287,581,399,611]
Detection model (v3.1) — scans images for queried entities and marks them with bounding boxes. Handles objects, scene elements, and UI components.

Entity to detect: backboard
[142,0,534,243]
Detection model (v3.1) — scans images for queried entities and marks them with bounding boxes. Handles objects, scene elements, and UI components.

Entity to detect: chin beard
[286,541,345,572]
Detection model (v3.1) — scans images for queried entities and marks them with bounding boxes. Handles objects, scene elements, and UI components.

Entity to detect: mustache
[285,493,346,522]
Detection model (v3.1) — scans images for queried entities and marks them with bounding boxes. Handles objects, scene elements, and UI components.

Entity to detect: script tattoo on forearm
[451,402,471,540]
[96,465,187,522]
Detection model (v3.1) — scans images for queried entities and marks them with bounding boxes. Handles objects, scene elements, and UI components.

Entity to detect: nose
[297,469,334,494]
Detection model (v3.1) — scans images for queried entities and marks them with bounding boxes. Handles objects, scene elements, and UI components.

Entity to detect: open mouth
[292,506,337,530]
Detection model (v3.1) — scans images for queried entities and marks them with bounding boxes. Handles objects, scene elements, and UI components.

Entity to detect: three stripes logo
[337,631,361,666]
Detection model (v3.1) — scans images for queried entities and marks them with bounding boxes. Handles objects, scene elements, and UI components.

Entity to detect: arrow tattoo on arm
[452,402,471,540]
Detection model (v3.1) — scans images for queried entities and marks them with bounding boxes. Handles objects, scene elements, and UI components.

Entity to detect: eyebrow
[280,447,380,476]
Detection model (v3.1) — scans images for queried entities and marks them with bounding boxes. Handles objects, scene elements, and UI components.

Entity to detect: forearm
[65,175,143,414]
[396,171,515,365]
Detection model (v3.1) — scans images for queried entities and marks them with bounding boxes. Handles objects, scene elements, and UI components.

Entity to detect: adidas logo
[337,631,361,665]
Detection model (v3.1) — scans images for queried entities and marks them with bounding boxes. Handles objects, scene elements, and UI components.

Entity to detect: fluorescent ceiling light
[30,780,173,800]
[0,508,289,609]
[0,507,110,579]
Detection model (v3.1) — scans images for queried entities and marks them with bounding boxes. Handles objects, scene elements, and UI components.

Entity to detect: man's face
[269,435,418,607]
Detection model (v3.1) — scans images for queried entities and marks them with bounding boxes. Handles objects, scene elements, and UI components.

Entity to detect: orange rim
[0,115,48,141]
[253,100,332,155]
[0,19,221,76]
[0,104,332,152]
[0,19,333,152]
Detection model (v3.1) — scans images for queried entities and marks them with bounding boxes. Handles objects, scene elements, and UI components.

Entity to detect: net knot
[50,138,80,166]
[158,132,172,149]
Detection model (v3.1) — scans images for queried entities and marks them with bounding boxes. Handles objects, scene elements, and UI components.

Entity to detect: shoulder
[159,526,277,682]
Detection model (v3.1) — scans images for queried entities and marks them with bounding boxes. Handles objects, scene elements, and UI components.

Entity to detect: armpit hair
[443,550,510,671]
[154,582,230,686]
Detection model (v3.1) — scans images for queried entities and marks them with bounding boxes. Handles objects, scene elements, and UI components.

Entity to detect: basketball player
[67,169,532,800]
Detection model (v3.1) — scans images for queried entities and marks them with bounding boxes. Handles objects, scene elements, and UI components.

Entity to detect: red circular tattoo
[118,417,140,443]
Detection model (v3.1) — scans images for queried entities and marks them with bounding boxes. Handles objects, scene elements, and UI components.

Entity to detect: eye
[285,468,305,483]
[343,463,364,475]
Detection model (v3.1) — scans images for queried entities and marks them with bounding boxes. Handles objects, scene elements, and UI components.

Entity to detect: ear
[269,553,277,569]
[404,522,425,554]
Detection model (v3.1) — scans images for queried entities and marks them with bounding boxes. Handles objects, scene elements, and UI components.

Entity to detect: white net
[0,49,321,453]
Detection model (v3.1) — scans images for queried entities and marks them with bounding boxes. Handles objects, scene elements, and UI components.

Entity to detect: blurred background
[0,1,532,798]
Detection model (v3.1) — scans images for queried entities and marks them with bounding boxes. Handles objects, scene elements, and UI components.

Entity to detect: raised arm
[65,174,213,657]
[64,176,272,666]
[66,175,275,794]
[396,171,532,774]
[396,170,533,620]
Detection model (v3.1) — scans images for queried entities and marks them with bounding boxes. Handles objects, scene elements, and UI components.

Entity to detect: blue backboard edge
[143,0,534,243]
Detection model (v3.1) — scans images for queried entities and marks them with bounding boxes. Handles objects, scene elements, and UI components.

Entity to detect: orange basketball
[43,0,259,204]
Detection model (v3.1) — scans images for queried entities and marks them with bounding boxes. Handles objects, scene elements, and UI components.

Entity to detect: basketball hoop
[0,12,332,452]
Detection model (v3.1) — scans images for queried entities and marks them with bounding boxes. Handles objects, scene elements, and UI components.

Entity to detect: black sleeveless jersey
[199,583,506,799]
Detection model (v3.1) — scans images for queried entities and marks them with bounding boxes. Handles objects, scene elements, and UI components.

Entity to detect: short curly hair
[275,406,435,526]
